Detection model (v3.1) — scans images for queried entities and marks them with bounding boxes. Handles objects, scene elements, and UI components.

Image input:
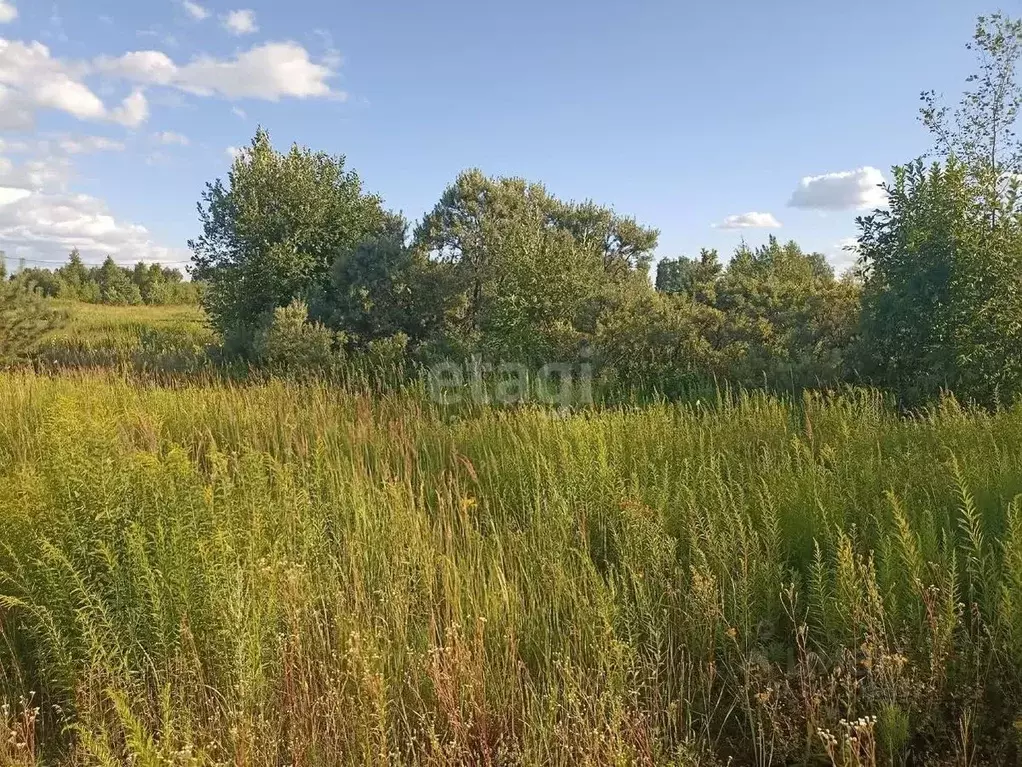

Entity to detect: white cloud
[111,89,148,127]
[0,186,30,205]
[0,152,185,265]
[223,10,258,36]
[0,191,186,263]
[153,130,189,146]
[788,166,888,211]
[34,76,106,120]
[97,42,338,100]
[232,105,246,118]
[0,2,16,24]
[58,136,126,154]
[0,154,72,191]
[225,145,242,161]
[0,85,33,128]
[0,39,152,127]
[100,50,176,85]
[713,211,782,229]
[0,136,28,153]
[181,1,209,21]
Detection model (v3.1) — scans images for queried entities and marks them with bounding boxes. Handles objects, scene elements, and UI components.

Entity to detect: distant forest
[2,249,201,306]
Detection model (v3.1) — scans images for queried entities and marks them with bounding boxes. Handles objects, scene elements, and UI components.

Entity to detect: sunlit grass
[34,300,215,373]
[1,374,1021,764]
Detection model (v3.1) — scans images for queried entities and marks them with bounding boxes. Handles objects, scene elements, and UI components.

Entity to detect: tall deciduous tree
[858,159,1022,407]
[921,13,1022,227]
[312,212,431,347]
[715,237,859,390]
[655,249,722,302]
[860,14,1022,407]
[414,170,653,361]
[190,129,385,344]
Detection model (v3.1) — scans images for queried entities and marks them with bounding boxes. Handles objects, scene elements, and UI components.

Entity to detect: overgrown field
[34,302,214,373]
[2,375,1022,765]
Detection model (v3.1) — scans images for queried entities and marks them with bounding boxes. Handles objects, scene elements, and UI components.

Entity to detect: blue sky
[0,0,999,273]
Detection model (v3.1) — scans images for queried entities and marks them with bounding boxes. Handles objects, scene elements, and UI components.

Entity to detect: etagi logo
[426,354,593,406]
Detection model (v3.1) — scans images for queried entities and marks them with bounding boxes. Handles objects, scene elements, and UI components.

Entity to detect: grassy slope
[1,371,1022,765]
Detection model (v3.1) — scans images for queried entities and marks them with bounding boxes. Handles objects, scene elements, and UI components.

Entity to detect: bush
[252,299,344,374]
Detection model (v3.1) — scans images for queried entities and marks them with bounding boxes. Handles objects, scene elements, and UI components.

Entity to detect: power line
[0,255,192,267]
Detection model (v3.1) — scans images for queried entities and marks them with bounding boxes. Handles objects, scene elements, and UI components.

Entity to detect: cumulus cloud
[713,211,782,229]
[0,191,186,263]
[97,42,338,100]
[0,152,185,265]
[223,10,258,36]
[181,1,209,21]
[153,130,189,146]
[0,85,33,129]
[0,154,72,191]
[225,145,242,161]
[788,167,888,211]
[111,89,148,127]
[99,50,176,85]
[0,186,30,205]
[0,2,16,24]
[0,39,152,127]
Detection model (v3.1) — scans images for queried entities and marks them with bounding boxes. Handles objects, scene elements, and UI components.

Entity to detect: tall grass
[2,375,1022,764]
[34,302,215,374]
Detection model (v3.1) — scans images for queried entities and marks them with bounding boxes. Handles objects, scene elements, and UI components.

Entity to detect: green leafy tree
[921,13,1022,227]
[594,285,733,398]
[313,213,431,347]
[190,129,386,346]
[549,199,659,278]
[56,249,90,300]
[14,268,62,297]
[253,299,343,375]
[715,237,859,390]
[858,159,1022,406]
[860,13,1022,407]
[95,257,142,305]
[413,169,655,362]
[655,249,722,302]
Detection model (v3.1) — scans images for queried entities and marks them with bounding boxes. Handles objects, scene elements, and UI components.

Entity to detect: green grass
[2,375,1022,765]
[34,301,215,373]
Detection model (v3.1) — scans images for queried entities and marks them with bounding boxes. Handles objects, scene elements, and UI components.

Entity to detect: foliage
[655,248,722,302]
[593,285,732,398]
[412,170,641,362]
[0,278,65,365]
[253,299,343,374]
[853,13,1022,408]
[858,159,1022,407]
[12,250,200,306]
[190,128,386,343]
[920,12,1022,224]
[310,212,432,348]
[714,237,860,390]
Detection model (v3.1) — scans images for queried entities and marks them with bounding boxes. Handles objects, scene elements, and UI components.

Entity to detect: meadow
[33,301,215,374]
[3,333,1022,765]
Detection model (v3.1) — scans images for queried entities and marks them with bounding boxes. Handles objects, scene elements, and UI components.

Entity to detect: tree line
[3,250,200,306]
[189,15,1022,407]
[5,13,1021,409]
